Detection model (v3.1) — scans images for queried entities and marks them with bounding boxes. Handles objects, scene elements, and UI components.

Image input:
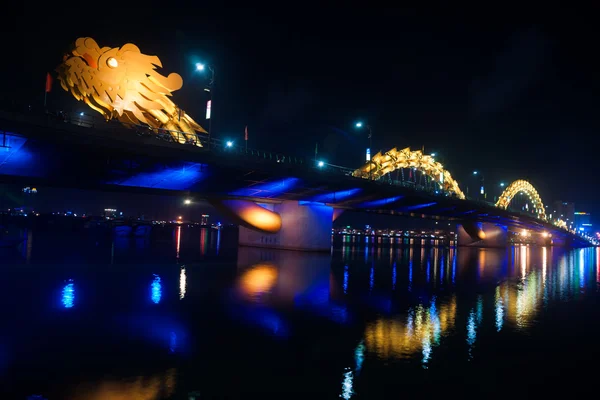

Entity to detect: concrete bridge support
[213,199,333,252]
[457,221,508,248]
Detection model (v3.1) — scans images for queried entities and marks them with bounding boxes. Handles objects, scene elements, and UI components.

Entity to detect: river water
[1,226,599,399]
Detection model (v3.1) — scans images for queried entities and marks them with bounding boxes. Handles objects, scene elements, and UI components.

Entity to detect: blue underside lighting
[397,202,437,211]
[0,134,40,177]
[305,188,362,204]
[107,162,207,190]
[229,177,301,197]
[358,195,404,208]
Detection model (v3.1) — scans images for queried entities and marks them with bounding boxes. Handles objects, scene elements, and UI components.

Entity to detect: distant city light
[355,122,363,128]
[473,171,478,175]
[318,161,325,167]
[195,63,205,71]
[226,141,233,147]
[500,182,505,187]
[79,112,84,116]
[184,199,192,205]
[431,153,436,157]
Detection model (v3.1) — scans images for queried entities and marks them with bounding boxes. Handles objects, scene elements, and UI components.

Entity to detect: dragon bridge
[352,147,465,199]
[495,180,546,220]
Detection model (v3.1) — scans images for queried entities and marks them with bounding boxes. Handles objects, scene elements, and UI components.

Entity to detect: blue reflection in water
[343,265,349,294]
[495,286,504,332]
[232,305,289,338]
[369,267,374,292]
[392,262,397,290]
[340,367,354,399]
[467,309,477,360]
[62,280,75,308]
[451,248,456,283]
[476,295,483,324]
[151,274,162,304]
[119,314,189,354]
[408,251,413,291]
[169,331,177,353]
[354,340,365,374]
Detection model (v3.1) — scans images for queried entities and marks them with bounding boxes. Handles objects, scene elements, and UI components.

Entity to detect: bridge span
[0,108,591,251]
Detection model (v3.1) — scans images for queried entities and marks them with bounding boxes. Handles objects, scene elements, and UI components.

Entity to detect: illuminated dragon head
[56,37,206,142]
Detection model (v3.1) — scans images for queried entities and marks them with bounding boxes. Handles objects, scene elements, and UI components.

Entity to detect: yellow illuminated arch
[495,180,546,220]
[352,147,466,199]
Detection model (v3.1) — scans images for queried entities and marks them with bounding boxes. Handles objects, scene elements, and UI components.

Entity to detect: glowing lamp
[216,199,282,233]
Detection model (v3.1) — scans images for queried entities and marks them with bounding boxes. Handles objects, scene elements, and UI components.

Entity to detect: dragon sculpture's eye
[106,57,118,68]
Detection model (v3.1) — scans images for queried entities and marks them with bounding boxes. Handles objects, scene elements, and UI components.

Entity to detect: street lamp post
[195,63,215,149]
[472,171,485,201]
[355,122,373,180]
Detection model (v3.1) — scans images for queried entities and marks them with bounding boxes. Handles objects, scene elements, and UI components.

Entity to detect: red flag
[244,125,248,141]
[45,72,53,93]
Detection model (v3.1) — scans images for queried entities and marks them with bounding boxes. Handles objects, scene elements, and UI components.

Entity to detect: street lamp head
[355,122,363,128]
[473,171,478,175]
[431,153,436,157]
[500,182,505,187]
[195,63,205,71]
[317,161,325,167]
[184,199,192,205]
[226,141,233,148]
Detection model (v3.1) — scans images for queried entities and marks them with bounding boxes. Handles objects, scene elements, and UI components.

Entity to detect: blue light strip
[396,202,437,211]
[305,188,362,204]
[229,177,301,197]
[357,195,404,208]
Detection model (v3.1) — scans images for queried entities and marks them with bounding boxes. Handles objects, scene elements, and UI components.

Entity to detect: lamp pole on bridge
[473,171,485,201]
[355,122,373,180]
[195,63,215,149]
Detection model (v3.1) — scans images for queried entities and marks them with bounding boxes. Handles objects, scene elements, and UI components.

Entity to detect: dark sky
[2,5,599,224]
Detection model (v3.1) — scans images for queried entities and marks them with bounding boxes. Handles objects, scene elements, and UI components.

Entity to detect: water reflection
[69,368,177,400]
[364,296,457,363]
[151,274,162,304]
[331,244,599,366]
[237,263,278,302]
[2,229,600,398]
[61,280,75,308]
[179,267,187,300]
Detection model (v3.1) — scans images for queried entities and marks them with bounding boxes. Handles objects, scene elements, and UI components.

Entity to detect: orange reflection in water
[238,263,278,300]
[364,296,457,360]
[69,368,176,400]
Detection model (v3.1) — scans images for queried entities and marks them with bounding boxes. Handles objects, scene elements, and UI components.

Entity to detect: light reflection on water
[68,368,177,400]
[0,228,599,398]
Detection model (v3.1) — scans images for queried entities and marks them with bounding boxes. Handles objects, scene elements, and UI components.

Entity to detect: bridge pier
[234,200,333,252]
[457,221,508,248]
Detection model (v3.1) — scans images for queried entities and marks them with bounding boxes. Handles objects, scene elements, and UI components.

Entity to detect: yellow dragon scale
[56,37,207,145]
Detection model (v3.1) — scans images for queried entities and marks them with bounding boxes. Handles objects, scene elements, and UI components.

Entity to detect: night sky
[2,6,599,225]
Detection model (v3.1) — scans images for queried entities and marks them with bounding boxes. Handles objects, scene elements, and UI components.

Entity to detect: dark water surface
[1,227,599,399]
